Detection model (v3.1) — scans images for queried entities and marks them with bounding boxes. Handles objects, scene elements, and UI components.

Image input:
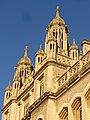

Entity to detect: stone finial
[56,6,60,17]
[40,44,42,50]
[24,46,28,56]
[73,38,76,44]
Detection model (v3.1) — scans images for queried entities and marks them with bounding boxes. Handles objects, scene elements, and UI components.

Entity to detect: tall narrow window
[20,79,23,88]
[59,107,68,120]
[15,83,16,89]
[56,31,58,39]
[62,32,63,39]
[73,52,74,59]
[71,97,82,120]
[6,93,8,98]
[53,32,55,36]
[38,57,40,63]
[25,69,26,79]
[41,57,42,62]
[50,44,52,50]
[62,41,63,49]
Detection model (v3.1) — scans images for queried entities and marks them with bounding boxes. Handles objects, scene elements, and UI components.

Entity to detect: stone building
[1,6,90,120]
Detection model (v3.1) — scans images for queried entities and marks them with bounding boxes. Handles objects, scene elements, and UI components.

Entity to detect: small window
[20,79,23,88]
[38,57,40,63]
[41,57,42,62]
[15,83,16,89]
[62,41,63,49]
[62,32,63,40]
[53,32,55,36]
[17,83,19,88]
[73,52,74,59]
[25,69,26,78]
[56,31,58,39]
[6,93,8,98]
[50,44,52,50]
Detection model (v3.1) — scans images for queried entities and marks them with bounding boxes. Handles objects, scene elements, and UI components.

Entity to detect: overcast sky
[0,0,90,119]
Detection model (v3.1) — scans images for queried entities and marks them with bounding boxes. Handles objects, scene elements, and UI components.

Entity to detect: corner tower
[13,46,34,95]
[45,6,69,58]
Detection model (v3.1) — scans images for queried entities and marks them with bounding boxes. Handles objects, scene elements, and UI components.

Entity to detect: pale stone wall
[31,100,47,120]
[56,72,90,120]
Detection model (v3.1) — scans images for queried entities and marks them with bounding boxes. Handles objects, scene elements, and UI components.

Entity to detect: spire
[70,38,78,50]
[73,38,76,44]
[24,46,28,56]
[6,81,12,91]
[56,6,60,17]
[40,44,42,50]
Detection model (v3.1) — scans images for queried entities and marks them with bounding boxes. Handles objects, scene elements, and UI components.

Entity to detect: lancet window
[59,107,68,120]
[71,97,82,120]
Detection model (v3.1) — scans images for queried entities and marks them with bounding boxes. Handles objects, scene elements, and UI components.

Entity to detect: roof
[48,6,65,28]
[36,44,44,56]
[6,82,12,91]
[17,46,32,66]
[70,39,78,50]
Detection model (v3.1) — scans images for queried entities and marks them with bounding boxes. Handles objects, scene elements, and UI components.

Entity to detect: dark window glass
[50,44,52,50]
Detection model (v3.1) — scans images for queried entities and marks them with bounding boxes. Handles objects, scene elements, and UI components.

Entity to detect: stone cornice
[33,59,68,80]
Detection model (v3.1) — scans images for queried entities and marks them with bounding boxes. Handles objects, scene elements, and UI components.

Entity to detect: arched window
[59,107,68,120]
[71,97,82,120]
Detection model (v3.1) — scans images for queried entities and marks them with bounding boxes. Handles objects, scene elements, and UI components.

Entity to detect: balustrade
[57,50,90,88]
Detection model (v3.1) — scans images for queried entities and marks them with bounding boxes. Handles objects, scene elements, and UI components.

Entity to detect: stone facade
[1,6,90,120]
